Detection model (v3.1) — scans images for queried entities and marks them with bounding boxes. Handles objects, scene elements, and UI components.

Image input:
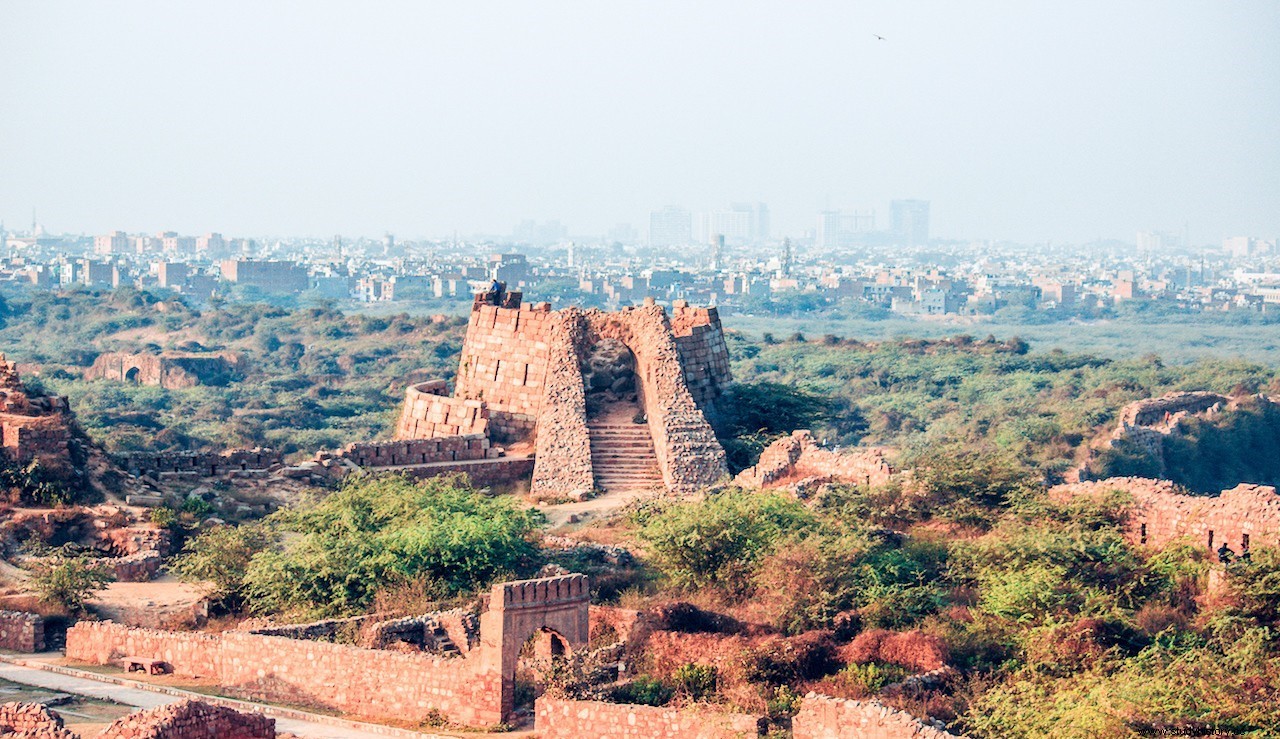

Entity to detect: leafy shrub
[672,663,718,701]
[610,675,674,707]
[28,554,114,613]
[171,524,270,608]
[638,491,813,596]
[242,474,542,617]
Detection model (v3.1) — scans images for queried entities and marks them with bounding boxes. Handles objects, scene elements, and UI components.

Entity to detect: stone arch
[479,573,589,722]
[124,366,141,384]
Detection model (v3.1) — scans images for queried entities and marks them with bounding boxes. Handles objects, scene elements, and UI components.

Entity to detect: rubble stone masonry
[736,430,896,490]
[0,610,44,652]
[1050,477,1280,554]
[0,356,77,477]
[534,697,764,738]
[792,694,961,739]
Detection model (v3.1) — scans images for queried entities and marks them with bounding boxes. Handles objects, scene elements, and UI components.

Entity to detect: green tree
[29,555,114,613]
[242,474,543,617]
[171,524,270,608]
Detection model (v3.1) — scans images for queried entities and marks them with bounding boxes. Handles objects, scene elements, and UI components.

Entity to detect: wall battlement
[492,573,589,610]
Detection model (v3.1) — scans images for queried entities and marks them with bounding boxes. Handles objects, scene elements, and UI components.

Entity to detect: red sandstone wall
[792,694,959,739]
[395,382,489,439]
[334,434,493,467]
[401,457,534,487]
[96,699,275,739]
[671,304,733,414]
[0,611,44,652]
[534,697,763,738]
[0,702,76,738]
[1050,477,1280,554]
[65,621,503,728]
[453,303,554,428]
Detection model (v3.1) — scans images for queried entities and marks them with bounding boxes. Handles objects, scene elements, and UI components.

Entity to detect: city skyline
[2,2,1278,243]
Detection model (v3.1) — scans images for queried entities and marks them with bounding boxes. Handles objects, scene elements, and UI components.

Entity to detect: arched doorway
[124,366,141,384]
[513,627,572,714]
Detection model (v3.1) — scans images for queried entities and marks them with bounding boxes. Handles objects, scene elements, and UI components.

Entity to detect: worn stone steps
[588,420,663,492]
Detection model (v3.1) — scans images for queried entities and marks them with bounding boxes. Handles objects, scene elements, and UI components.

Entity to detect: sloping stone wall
[395,381,489,439]
[792,694,960,738]
[534,697,763,738]
[0,610,44,652]
[453,302,555,425]
[1050,477,1280,554]
[531,310,594,495]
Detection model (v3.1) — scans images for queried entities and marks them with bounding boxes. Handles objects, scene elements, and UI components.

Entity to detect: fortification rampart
[399,294,728,494]
[792,694,961,738]
[66,573,592,728]
[0,356,78,477]
[534,697,764,738]
[1051,477,1280,554]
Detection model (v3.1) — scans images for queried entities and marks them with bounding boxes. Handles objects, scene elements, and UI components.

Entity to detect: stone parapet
[114,448,281,478]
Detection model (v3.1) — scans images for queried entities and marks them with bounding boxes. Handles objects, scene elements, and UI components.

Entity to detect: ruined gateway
[395,290,732,494]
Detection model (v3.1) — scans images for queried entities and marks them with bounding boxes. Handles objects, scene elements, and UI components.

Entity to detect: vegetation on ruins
[180,474,544,617]
[27,553,114,613]
[1094,396,1280,492]
[0,287,465,455]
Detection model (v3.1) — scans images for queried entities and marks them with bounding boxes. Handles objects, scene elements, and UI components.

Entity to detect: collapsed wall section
[1050,477,1280,554]
[736,430,895,490]
[670,302,733,415]
[0,611,44,652]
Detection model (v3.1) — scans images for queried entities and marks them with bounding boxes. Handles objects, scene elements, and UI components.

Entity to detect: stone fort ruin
[395,290,732,494]
[0,355,81,480]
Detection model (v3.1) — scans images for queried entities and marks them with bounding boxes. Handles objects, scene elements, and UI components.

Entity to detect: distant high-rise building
[1137,231,1181,252]
[94,231,129,255]
[890,200,930,246]
[220,259,309,293]
[159,231,195,254]
[815,209,875,249]
[731,202,770,243]
[648,206,692,247]
[196,232,226,257]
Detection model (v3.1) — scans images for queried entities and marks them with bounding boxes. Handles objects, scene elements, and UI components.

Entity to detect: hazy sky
[1,1,1277,243]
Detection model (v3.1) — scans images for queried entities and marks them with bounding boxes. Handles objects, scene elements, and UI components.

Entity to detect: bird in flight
[873,33,886,41]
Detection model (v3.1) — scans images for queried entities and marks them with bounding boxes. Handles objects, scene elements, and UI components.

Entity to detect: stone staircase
[588,422,664,492]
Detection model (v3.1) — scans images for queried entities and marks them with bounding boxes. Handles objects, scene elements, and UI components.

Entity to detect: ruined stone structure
[66,573,592,728]
[534,697,764,738]
[85,352,243,389]
[735,430,896,493]
[792,694,961,739]
[1051,477,1280,554]
[0,356,79,478]
[396,293,730,494]
[113,449,281,479]
[0,699,273,739]
[0,610,44,652]
[1075,391,1239,482]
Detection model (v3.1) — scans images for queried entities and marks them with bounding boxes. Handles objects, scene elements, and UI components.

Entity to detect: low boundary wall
[534,697,763,738]
[0,611,44,652]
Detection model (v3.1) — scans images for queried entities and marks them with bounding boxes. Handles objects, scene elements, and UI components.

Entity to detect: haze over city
[2,1,1277,243]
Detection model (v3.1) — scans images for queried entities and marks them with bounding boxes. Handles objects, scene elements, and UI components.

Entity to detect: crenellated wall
[114,448,281,478]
